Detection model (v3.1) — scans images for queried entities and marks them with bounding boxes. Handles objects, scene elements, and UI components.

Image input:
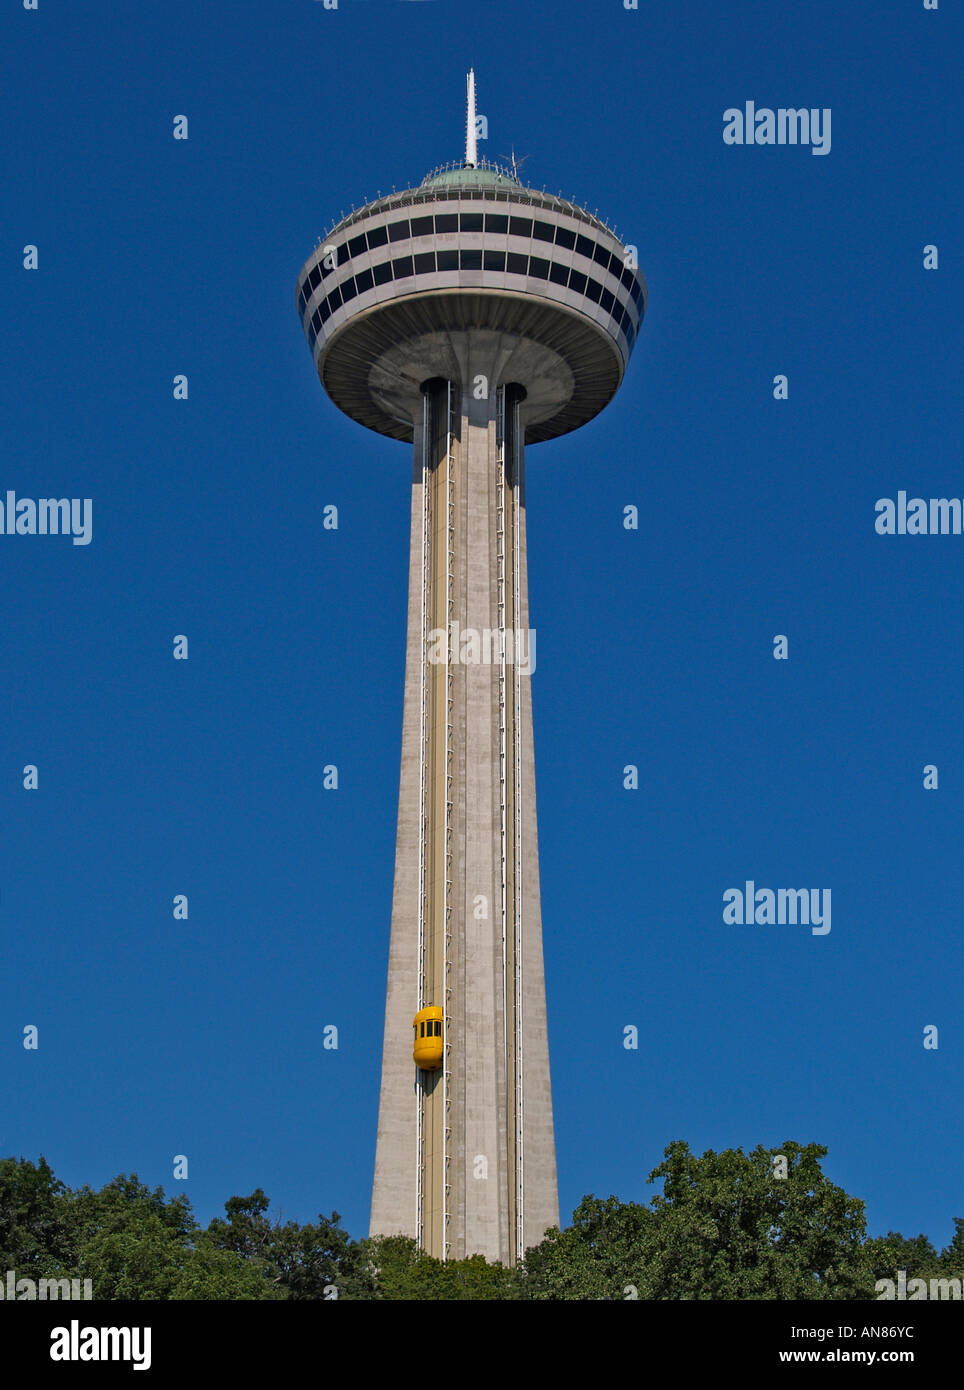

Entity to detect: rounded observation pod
[413,1005,444,1070]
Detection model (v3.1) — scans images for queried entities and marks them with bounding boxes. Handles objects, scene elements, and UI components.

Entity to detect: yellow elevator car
[413,1006,444,1069]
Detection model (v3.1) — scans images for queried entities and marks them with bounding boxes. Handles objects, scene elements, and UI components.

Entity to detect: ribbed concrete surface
[370,362,558,1264]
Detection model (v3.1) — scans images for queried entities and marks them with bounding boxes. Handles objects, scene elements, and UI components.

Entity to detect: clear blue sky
[3,0,961,1255]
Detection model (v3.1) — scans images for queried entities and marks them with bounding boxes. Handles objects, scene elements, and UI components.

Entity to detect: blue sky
[3,0,961,1256]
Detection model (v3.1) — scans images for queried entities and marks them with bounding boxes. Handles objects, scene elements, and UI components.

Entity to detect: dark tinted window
[483,250,506,271]
[575,234,594,260]
[392,256,414,278]
[485,213,508,233]
[509,216,532,237]
[630,279,642,304]
[319,298,332,324]
[460,212,483,232]
[355,267,374,294]
[621,264,635,289]
[307,324,317,351]
[549,262,569,286]
[532,220,554,242]
[410,215,434,237]
[460,249,482,269]
[367,223,388,249]
[373,260,393,285]
[435,213,458,233]
[585,277,602,302]
[437,249,459,271]
[347,233,367,259]
[528,256,550,279]
[420,1023,425,1037]
[308,266,322,291]
[569,269,587,295]
[434,1021,442,1036]
[388,219,410,242]
[506,252,528,275]
[593,243,611,268]
[555,226,576,250]
[413,251,436,274]
[600,288,615,313]
[327,285,342,310]
[311,309,322,334]
[340,278,357,304]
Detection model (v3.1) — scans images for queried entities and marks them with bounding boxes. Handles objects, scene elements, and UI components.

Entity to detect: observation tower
[295,71,646,1265]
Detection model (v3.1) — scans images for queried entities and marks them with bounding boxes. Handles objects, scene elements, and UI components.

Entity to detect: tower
[295,72,646,1265]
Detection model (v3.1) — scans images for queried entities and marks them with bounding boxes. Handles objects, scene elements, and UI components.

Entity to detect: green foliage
[0,1155,70,1274]
[355,1235,522,1300]
[203,1190,358,1299]
[521,1141,873,1300]
[0,1147,958,1301]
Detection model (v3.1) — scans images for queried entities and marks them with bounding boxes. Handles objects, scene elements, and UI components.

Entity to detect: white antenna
[499,146,530,181]
[465,68,477,168]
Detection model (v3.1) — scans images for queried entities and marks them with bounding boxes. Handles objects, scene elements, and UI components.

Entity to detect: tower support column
[370,348,558,1265]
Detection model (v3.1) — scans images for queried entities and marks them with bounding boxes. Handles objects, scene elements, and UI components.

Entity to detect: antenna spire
[465,68,477,168]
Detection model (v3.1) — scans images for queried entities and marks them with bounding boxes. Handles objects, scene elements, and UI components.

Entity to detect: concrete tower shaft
[369,367,555,1262]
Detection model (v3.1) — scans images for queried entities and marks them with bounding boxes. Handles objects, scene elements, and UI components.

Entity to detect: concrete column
[370,339,558,1265]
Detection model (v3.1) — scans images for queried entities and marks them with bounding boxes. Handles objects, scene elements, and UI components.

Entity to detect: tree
[522,1141,872,1299]
[0,1155,71,1275]
[203,1191,360,1298]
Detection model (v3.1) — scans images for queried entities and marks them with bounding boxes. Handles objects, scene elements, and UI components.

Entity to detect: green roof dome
[420,161,523,191]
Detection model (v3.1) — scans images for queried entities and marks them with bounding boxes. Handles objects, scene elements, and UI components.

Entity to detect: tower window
[532,220,554,242]
[437,250,458,271]
[367,224,388,249]
[373,260,393,285]
[388,220,410,242]
[528,256,550,279]
[485,214,508,234]
[392,256,414,279]
[575,234,594,260]
[347,233,367,259]
[555,226,576,250]
[459,213,483,232]
[569,269,587,295]
[413,251,436,274]
[509,216,532,238]
[549,262,569,286]
[459,249,482,269]
[435,213,458,233]
[410,215,434,237]
[506,252,528,275]
[483,250,506,271]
